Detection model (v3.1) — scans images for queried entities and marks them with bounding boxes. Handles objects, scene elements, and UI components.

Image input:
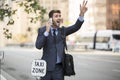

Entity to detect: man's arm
[35,27,47,49]
[65,0,88,36]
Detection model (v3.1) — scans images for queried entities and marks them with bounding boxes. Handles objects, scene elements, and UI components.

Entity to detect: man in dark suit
[35,0,88,80]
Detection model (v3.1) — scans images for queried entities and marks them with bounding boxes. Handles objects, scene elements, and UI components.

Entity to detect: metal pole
[93,31,97,49]
[0,51,4,60]
[0,51,4,75]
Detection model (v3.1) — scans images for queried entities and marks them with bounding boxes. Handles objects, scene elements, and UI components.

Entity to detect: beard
[53,21,60,27]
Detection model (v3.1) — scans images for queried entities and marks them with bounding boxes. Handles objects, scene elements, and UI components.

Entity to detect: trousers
[41,63,64,80]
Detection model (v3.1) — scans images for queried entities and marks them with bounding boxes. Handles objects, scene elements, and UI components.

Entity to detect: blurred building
[67,0,120,43]
[0,0,69,47]
[0,0,120,47]
[106,0,120,29]
[93,0,107,30]
[69,0,107,31]
[38,0,69,26]
[69,0,120,31]
[68,0,107,43]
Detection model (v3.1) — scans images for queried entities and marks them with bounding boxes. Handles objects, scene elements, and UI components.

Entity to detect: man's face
[52,13,61,27]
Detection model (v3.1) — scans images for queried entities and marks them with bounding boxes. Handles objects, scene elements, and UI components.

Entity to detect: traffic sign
[31,59,47,77]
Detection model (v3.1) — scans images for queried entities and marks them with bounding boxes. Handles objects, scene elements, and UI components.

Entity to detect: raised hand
[80,0,88,16]
[46,19,52,32]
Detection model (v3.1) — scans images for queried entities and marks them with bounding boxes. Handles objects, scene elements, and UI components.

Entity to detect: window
[96,37,110,43]
[79,37,94,42]
[113,34,120,40]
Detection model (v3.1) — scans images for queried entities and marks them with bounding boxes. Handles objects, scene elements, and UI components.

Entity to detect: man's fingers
[82,0,87,6]
[82,0,85,5]
[84,0,87,6]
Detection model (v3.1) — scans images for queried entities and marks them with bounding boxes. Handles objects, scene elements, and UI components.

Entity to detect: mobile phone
[49,18,52,24]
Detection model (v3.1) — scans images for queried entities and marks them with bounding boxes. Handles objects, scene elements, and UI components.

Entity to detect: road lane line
[112,69,120,73]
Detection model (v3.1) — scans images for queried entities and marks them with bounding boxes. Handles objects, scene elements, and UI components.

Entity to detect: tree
[0,0,46,39]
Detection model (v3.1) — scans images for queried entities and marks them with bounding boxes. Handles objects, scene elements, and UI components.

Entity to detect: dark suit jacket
[35,19,84,71]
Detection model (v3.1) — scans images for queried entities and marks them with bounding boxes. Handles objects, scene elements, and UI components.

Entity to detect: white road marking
[112,69,120,73]
[0,75,7,80]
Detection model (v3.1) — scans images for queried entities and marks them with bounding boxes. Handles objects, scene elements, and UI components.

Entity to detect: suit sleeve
[35,28,47,49]
[65,19,84,36]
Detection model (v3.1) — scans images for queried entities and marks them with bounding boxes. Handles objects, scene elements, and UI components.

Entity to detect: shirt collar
[50,27,58,31]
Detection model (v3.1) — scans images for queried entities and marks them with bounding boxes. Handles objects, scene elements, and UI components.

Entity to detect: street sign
[31,59,47,77]
[0,51,4,60]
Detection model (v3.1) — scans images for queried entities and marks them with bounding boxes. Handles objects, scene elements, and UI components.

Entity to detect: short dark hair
[49,10,61,18]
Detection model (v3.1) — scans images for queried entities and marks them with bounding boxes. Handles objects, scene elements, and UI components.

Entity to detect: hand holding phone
[49,18,52,24]
[46,18,52,32]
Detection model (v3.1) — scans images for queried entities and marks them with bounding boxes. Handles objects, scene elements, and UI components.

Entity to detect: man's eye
[55,15,58,17]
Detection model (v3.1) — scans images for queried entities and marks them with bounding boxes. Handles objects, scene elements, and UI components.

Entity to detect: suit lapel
[48,28,62,43]
[56,28,62,43]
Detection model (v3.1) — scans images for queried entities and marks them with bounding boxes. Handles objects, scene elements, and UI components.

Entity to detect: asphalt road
[0,47,120,80]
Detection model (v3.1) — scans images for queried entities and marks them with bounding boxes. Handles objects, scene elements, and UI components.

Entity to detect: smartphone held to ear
[49,18,53,24]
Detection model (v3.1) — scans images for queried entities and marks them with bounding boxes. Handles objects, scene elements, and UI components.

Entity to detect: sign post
[31,59,47,80]
[0,51,4,76]
[0,51,4,60]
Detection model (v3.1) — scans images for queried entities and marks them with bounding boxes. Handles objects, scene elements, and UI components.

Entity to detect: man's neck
[52,25,59,29]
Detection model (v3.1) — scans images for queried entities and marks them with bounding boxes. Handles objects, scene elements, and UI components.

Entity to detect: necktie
[53,29,56,36]
[53,29,56,42]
